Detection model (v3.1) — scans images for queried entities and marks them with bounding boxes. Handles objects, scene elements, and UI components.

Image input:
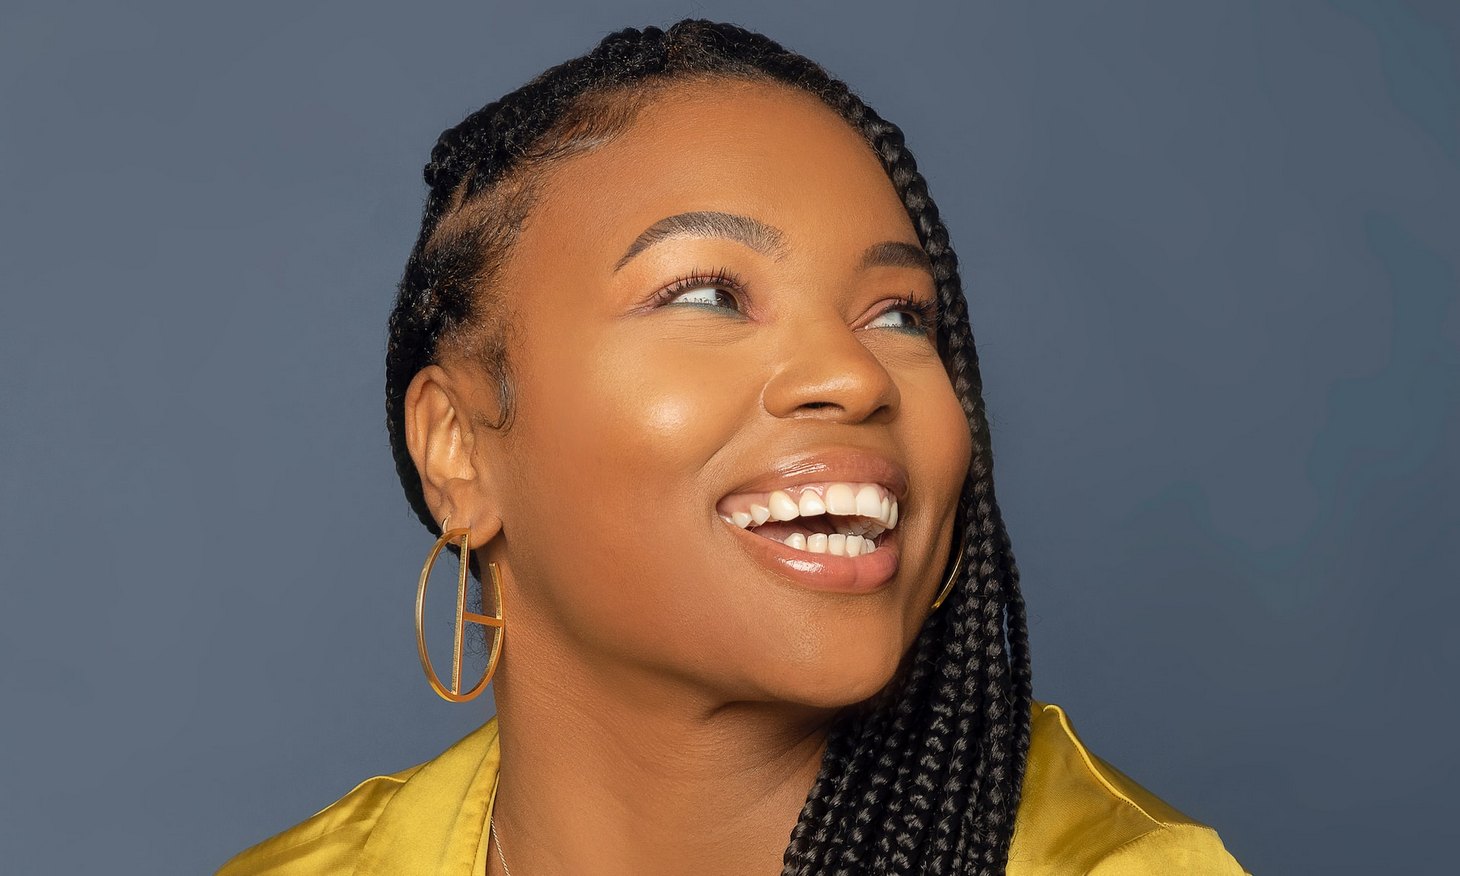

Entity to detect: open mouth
[717,481,898,558]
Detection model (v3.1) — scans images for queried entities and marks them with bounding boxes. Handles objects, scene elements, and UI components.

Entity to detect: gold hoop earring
[930,510,968,611]
[414,516,505,703]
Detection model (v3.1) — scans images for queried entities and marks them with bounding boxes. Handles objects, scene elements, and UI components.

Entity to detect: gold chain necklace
[490,815,512,876]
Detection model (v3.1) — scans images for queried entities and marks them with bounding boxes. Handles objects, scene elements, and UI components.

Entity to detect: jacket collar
[357,716,501,876]
[350,702,1047,874]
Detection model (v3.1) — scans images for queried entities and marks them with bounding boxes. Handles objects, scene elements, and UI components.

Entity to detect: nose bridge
[761,304,899,422]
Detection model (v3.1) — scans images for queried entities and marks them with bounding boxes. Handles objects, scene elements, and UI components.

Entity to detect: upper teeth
[717,482,899,538]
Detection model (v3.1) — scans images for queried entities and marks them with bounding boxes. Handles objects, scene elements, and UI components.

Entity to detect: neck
[488,624,840,876]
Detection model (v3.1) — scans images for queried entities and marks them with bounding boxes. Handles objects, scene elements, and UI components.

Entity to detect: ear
[402,363,503,551]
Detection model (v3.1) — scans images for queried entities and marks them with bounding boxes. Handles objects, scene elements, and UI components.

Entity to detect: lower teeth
[781,532,876,557]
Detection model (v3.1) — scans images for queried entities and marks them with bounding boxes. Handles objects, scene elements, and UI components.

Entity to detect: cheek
[505,332,751,652]
[926,371,973,486]
[895,357,971,472]
[903,366,974,590]
[557,338,741,496]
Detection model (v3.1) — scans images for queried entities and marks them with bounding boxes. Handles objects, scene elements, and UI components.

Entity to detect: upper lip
[716,446,909,506]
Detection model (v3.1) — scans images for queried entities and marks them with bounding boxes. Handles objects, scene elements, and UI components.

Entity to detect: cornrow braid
[384,19,1032,875]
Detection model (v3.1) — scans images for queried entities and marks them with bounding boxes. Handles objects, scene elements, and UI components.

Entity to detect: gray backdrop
[2,1,1456,873]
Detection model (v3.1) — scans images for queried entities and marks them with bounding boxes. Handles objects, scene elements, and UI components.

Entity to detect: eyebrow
[612,210,934,278]
[614,211,785,272]
[858,240,934,276]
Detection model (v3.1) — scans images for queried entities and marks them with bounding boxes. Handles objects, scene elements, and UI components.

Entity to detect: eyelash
[650,266,940,334]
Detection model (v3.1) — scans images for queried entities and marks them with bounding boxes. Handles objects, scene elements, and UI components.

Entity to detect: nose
[760,311,900,423]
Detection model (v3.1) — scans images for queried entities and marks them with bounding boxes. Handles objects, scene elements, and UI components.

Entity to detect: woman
[219,19,1249,876]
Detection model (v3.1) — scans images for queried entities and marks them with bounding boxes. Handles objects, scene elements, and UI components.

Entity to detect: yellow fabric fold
[218,700,1250,875]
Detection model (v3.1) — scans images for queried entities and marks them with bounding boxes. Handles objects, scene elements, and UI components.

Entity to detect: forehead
[513,79,916,273]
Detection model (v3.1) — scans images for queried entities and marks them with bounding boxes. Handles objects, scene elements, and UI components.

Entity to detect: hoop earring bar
[930,510,968,611]
[414,517,506,703]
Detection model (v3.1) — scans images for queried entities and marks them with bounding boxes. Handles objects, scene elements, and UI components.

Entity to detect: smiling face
[434,78,972,710]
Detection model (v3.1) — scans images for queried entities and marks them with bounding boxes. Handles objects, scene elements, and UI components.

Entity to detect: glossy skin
[403,78,973,876]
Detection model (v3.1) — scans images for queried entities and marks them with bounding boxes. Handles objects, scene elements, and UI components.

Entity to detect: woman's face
[454,79,971,709]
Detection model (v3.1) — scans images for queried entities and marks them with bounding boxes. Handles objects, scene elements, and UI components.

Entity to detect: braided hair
[384,19,1033,876]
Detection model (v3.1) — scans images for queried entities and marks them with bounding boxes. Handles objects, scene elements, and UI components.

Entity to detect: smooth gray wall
[2,1,1456,873]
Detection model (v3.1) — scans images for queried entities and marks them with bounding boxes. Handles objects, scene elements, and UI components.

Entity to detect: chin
[758,637,910,711]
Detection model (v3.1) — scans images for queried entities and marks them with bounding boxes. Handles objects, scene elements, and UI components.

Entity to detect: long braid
[773,46,1030,876]
[384,20,1033,875]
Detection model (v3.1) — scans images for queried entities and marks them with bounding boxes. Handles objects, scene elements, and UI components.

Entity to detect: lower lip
[722,518,900,594]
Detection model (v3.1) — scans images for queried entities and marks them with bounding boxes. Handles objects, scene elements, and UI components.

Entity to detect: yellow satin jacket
[217,700,1250,875]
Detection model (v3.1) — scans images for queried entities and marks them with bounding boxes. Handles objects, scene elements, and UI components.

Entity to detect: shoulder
[215,716,503,876]
[1008,700,1251,876]
[214,763,423,876]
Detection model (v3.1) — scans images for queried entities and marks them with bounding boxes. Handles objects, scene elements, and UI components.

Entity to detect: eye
[662,285,740,312]
[865,297,940,335]
[650,266,747,314]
